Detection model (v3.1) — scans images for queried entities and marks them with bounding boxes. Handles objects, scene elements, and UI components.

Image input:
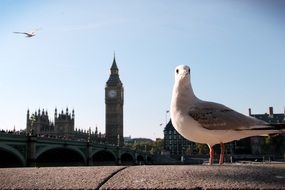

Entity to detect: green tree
[127,139,164,155]
[196,143,208,155]
[262,135,285,156]
[151,139,164,154]
[262,136,271,154]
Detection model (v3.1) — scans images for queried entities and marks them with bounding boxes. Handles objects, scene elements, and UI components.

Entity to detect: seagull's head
[174,65,191,87]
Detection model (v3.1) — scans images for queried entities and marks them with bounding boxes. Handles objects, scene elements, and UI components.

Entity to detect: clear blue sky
[0,0,285,140]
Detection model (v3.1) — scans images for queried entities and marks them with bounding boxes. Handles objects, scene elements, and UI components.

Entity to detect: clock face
[108,90,117,98]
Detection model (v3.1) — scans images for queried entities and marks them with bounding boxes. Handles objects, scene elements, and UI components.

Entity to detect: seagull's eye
[188,68,190,73]
[176,69,179,74]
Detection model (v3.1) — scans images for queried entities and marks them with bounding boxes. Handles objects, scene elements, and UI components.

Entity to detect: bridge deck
[1,163,284,189]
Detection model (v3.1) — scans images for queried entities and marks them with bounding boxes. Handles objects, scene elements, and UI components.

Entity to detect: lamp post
[166,110,170,125]
[117,133,120,147]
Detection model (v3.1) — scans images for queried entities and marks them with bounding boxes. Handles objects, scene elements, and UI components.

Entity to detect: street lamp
[166,110,170,125]
[117,133,120,147]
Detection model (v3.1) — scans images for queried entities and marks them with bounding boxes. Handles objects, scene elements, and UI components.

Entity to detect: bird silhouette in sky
[13,28,40,38]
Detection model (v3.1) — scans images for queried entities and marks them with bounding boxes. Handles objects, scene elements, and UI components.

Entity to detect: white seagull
[13,29,40,38]
[170,65,285,165]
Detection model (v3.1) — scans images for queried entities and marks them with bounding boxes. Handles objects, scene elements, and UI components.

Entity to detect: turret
[55,108,57,117]
[27,109,30,119]
[283,107,285,121]
[248,108,252,116]
[72,109,75,119]
[26,109,30,134]
[269,106,273,118]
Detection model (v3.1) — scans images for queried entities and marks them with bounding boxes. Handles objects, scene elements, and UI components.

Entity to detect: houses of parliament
[26,56,124,146]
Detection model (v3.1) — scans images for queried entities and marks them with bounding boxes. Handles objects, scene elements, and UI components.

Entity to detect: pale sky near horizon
[0,0,285,140]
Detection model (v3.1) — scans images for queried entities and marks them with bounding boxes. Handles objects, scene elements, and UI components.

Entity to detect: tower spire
[107,54,121,86]
[111,54,118,71]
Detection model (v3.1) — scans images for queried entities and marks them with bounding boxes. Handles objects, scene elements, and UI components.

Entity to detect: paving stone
[0,166,125,189]
[101,164,285,189]
[0,164,285,190]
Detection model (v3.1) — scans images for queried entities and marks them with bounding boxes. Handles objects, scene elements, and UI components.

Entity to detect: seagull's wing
[14,32,30,35]
[13,32,35,37]
[188,100,268,130]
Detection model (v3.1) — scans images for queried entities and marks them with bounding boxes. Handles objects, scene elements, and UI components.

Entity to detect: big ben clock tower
[105,56,124,146]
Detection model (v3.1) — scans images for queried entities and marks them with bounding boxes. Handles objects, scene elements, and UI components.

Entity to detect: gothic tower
[54,108,75,138]
[105,55,124,146]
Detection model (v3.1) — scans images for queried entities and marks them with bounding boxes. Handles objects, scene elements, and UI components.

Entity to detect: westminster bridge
[0,133,152,167]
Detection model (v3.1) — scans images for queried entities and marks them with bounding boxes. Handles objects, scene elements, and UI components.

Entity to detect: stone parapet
[0,164,284,189]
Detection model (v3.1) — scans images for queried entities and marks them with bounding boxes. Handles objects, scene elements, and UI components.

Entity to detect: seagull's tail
[269,123,285,133]
[250,123,285,131]
[248,123,285,137]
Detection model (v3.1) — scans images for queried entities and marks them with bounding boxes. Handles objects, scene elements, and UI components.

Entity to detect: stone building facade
[163,120,196,156]
[26,108,105,142]
[26,108,74,138]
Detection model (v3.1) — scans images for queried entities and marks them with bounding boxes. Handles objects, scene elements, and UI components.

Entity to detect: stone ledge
[0,164,284,189]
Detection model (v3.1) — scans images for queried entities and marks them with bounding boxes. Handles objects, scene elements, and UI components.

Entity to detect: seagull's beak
[176,73,189,85]
[181,71,189,77]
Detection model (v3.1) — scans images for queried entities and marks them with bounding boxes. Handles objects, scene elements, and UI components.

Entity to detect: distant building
[26,108,74,138]
[248,107,285,156]
[26,108,105,142]
[163,120,196,156]
[249,107,285,124]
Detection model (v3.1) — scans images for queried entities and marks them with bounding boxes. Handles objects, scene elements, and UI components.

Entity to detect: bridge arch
[36,146,86,166]
[137,154,145,164]
[92,149,117,165]
[0,144,25,167]
[146,155,152,163]
[120,152,134,164]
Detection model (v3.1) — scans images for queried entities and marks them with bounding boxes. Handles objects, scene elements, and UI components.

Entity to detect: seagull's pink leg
[219,143,225,165]
[209,145,214,165]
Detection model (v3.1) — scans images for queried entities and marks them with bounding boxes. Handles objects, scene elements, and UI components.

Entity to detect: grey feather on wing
[188,106,264,130]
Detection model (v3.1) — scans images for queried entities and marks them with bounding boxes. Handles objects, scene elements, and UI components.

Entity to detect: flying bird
[170,65,285,165]
[13,29,40,38]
